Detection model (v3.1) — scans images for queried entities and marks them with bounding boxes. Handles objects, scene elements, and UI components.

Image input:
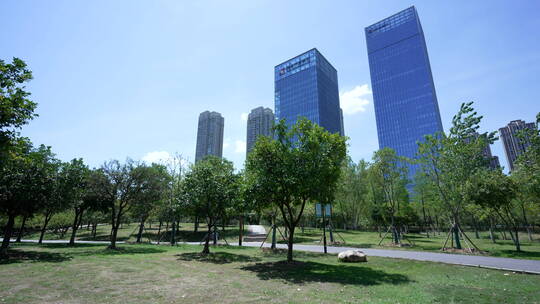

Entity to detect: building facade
[274,48,342,134]
[499,120,536,170]
[195,111,224,162]
[246,106,274,154]
[340,108,345,137]
[365,6,443,180]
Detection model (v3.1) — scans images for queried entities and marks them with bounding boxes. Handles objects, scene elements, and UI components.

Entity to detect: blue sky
[1,1,539,171]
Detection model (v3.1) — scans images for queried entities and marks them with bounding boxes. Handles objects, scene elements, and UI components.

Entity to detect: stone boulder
[338,250,367,263]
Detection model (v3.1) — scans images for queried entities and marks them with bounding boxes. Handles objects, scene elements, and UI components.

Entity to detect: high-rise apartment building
[499,120,536,170]
[365,6,443,180]
[274,48,342,134]
[246,106,274,154]
[195,111,224,162]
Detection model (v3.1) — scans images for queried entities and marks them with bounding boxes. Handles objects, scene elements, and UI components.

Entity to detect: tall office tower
[274,48,341,134]
[365,6,443,180]
[499,120,536,170]
[246,106,274,154]
[339,108,345,136]
[195,111,224,162]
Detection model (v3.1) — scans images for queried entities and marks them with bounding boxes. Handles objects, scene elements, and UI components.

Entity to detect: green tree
[0,141,55,255]
[0,58,37,153]
[64,159,93,246]
[417,102,495,250]
[334,159,369,230]
[131,163,170,243]
[101,159,149,249]
[465,169,520,251]
[370,148,408,244]
[181,156,240,254]
[246,118,346,262]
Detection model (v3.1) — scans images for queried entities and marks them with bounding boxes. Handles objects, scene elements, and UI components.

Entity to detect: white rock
[338,250,367,263]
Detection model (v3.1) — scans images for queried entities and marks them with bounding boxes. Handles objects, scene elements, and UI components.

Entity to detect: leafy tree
[465,169,520,251]
[181,156,240,254]
[64,159,93,245]
[101,159,148,249]
[0,141,55,255]
[334,159,369,230]
[369,148,408,244]
[131,163,170,243]
[0,58,37,153]
[37,159,67,244]
[412,172,440,237]
[417,102,495,250]
[246,118,346,262]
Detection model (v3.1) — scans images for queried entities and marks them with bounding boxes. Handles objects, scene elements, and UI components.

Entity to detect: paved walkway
[4,238,540,274]
[238,242,540,275]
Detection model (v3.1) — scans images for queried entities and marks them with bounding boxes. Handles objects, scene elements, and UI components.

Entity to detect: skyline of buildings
[192,6,535,174]
[195,111,224,162]
[499,119,536,171]
[246,106,274,155]
[365,6,444,181]
[274,48,342,135]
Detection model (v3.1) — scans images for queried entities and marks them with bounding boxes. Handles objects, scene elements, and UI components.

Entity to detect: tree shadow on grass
[0,249,71,264]
[78,234,129,241]
[491,249,540,259]
[33,243,166,256]
[75,246,167,257]
[240,261,412,286]
[176,252,261,264]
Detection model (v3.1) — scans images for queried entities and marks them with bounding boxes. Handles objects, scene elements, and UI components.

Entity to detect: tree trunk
[16,215,28,243]
[420,194,429,238]
[202,222,211,254]
[194,217,199,233]
[136,216,145,243]
[1,213,16,257]
[238,215,243,246]
[157,220,162,243]
[489,218,496,244]
[69,209,83,246]
[110,222,119,249]
[271,217,277,249]
[471,215,480,239]
[452,221,462,250]
[39,212,53,244]
[213,224,218,245]
[513,227,521,252]
[171,219,176,246]
[92,222,97,239]
[391,215,399,244]
[287,225,295,262]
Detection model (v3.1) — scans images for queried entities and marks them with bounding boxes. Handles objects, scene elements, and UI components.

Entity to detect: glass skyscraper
[365,6,443,180]
[274,48,342,135]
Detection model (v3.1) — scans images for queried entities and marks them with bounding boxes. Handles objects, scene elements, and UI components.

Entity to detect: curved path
[4,238,540,274]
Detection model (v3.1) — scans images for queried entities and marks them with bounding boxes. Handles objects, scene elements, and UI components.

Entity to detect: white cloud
[223,138,231,149]
[240,113,249,121]
[142,151,172,164]
[234,140,246,154]
[340,84,372,115]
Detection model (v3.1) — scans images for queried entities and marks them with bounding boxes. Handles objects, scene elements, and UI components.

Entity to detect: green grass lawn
[21,222,540,260]
[1,243,539,304]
